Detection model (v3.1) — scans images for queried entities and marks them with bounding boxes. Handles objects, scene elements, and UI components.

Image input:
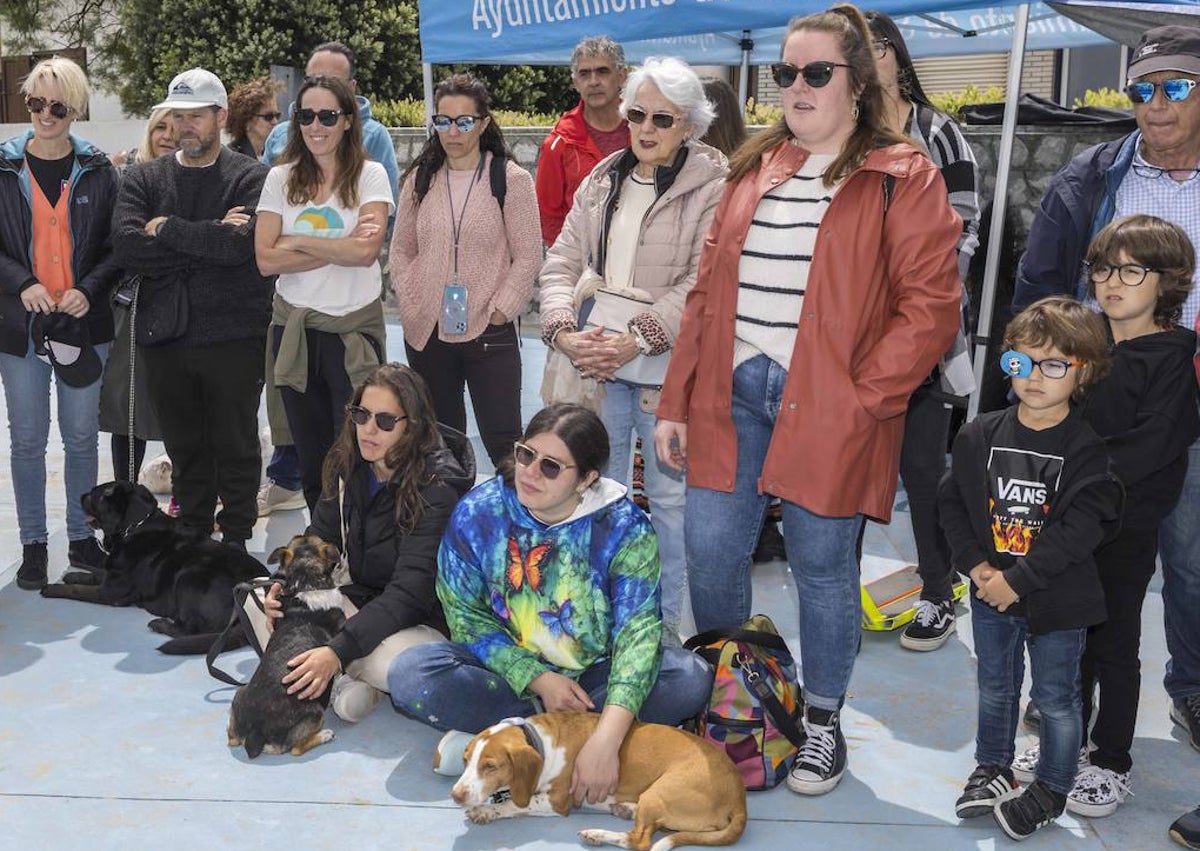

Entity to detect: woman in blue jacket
[0,56,119,590]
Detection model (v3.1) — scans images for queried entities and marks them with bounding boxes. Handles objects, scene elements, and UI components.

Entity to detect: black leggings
[899,383,954,601]
[111,434,147,483]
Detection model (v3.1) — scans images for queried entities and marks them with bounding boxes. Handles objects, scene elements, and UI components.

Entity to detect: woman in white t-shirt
[255,74,394,512]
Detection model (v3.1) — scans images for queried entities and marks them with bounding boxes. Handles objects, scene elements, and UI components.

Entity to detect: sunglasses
[257,111,283,122]
[513,442,577,480]
[1125,78,1198,104]
[625,107,684,129]
[25,96,72,119]
[999,350,1079,380]
[872,38,892,59]
[295,108,346,127]
[1085,261,1161,287]
[770,61,852,89]
[347,404,407,431]
[431,113,482,133]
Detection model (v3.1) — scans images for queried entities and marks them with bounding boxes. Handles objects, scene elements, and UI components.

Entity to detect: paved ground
[1,321,1196,849]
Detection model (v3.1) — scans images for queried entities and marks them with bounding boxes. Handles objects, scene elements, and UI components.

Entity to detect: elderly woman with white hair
[539,56,728,645]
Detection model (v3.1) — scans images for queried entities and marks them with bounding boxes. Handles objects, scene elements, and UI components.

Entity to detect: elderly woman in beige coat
[539,56,728,645]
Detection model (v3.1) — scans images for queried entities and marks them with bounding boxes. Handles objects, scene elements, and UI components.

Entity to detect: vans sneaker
[786,706,846,795]
[1012,744,1088,784]
[16,542,48,590]
[1066,764,1131,817]
[68,536,106,572]
[1170,804,1200,850]
[433,729,475,776]
[899,598,955,651]
[1171,695,1200,753]
[955,764,1019,818]
[257,480,305,516]
[994,779,1066,841]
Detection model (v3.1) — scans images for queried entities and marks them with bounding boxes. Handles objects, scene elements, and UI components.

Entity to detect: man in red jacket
[535,36,630,247]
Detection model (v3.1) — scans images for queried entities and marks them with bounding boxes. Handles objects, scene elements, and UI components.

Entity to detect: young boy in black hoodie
[942,296,1122,840]
[1012,216,1198,818]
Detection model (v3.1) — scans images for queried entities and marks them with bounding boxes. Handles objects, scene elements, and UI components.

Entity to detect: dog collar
[499,716,545,761]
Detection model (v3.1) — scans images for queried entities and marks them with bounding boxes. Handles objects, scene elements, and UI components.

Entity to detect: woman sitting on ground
[388,403,712,804]
[260,363,475,723]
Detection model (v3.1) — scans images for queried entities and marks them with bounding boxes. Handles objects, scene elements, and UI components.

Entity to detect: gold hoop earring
[851,103,861,122]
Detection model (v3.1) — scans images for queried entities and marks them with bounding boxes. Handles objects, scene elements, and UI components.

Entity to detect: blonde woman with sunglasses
[389,403,712,802]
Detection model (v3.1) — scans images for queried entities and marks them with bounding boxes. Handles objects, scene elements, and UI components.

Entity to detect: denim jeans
[601,380,687,629]
[387,642,713,733]
[1159,435,1200,701]
[265,445,302,491]
[685,355,864,711]
[971,596,1085,794]
[0,339,109,543]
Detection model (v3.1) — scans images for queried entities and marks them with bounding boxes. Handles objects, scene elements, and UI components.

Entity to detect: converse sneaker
[956,764,1019,818]
[68,536,106,572]
[786,706,846,795]
[433,729,476,776]
[994,779,1066,841]
[1170,804,1200,850]
[899,598,956,651]
[1066,764,1132,817]
[257,480,305,516]
[1171,695,1200,753]
[329,674,381,723]
[1012,744,1089,784]
[15,542,48,590]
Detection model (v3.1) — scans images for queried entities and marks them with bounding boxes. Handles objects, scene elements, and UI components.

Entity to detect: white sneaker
[329,674,381,723]
[257,480,305,516]
[1012,743,1089,784]
[433,730,475,776]
[1066,764,1132,817]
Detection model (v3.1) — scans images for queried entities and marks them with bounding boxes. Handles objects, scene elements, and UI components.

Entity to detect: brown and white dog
[449,712,746,850]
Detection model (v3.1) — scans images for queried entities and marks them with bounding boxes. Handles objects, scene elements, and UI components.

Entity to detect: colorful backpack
[684,614,804,790]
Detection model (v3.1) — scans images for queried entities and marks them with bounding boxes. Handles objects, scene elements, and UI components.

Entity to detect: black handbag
[133,273,189,346]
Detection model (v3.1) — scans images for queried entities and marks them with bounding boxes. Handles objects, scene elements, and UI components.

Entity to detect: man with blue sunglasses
[1012,24,1200,765]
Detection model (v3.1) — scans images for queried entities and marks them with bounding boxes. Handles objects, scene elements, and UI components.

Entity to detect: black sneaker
[955,764,1018,818]
[16,543,48,591]
[994,779,1066,841]
[1172,696,1200,753]
[1170,804,1200,850]
[752,520,787,564]
[900,598,956,651]
[68,536,106,572]
[785,705,846,795]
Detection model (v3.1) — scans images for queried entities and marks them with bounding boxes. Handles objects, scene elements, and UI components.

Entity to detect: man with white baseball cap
[111,67,273,551]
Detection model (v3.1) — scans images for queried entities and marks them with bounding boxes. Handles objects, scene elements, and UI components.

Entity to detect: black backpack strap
[490,153,507,212]
[206,577,277,687]
[744,665,806,748]
[684,626,791,656]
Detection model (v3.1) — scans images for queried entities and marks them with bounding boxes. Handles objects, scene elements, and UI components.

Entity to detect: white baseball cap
[154,68,228,110]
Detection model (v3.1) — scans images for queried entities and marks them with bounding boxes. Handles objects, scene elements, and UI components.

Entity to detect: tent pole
[739,30,752,107]
[968,3,1031,422]
[423,62,435,127]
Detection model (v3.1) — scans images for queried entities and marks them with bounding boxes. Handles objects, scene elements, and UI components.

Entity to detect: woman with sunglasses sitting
[391,73,542,470]
[0,56,120,590]
[539,56,728,647]
[225,75,284,160]
[255,75,393,513]
[654,3,961,797]
[388,403,712,801]
[259,363,475,723]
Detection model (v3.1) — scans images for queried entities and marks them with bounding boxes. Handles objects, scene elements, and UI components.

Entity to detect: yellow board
[861,565,968,631]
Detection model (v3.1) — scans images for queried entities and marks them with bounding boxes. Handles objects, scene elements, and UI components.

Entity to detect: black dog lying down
[40,481,263,654]
[229,535,346,759]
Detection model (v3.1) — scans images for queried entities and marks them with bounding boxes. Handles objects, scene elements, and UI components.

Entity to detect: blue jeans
[685,355,864,711]
[971,597,1085,794]
[601,381,686,629]
[1159,434,1200,701]
[387,642,713,733]
[265,445,301,491]
[0,339,109,543]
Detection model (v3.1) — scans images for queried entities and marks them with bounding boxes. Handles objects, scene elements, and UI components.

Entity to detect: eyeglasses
[1085,261,1161,286]
[257,111,283,122]
[770,61,853,90]
[1126,78,1198,104]
[347,404,407,431]
[625,107,684,129]
[431,113,482,133]
[513,442,576,480]
[999,350,1080,380]
[872,38,892,59]
[573,66,614,81]
[1130,162,1200,182]
[295,108,346,127]
[25,96,73,119]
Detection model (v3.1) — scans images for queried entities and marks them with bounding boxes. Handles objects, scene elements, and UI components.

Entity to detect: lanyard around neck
[446,154,486,279]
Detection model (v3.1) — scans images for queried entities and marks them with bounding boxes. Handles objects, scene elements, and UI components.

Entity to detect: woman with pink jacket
[539,57,728,646]
[390,73,541,468]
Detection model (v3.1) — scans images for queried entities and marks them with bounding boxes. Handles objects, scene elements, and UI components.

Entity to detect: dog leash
[206,577,278,687]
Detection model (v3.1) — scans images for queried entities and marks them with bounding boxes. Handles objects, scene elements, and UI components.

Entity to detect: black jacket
[309,425,476,666]
[938,407,1123,634]
[0,131,120,354]
[1082,326,1200,529]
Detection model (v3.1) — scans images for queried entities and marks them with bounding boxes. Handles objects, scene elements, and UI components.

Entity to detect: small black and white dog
[228,534,346,759]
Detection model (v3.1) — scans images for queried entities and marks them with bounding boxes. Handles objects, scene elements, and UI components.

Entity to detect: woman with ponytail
[654,4,962,796]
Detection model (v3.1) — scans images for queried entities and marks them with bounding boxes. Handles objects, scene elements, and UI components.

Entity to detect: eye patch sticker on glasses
[1000,350,1034,379]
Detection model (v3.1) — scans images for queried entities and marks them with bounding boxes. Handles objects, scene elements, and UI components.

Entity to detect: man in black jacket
[111,68,272,549]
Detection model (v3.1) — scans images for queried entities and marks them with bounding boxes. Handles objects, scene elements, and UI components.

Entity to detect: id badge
[441,284,468,336]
